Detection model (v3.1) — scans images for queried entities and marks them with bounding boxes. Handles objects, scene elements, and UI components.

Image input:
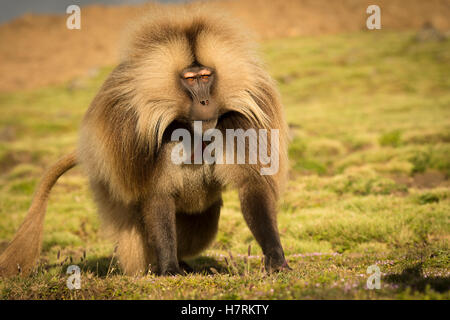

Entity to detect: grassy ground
[0,31,449,299]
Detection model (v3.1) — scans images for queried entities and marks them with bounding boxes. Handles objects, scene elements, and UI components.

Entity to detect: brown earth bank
[0,0,449,92]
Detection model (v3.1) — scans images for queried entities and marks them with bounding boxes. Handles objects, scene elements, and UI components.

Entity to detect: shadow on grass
[59,255,229,278]
[80,256,122,277]
[385,263,450,293]
[185,256,229,275]
[43,256,122,278]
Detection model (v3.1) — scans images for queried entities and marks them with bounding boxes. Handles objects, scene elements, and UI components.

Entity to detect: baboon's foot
[179,260,194,273]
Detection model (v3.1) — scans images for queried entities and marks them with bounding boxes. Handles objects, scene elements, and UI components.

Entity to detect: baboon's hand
[265,258,292,273]
[264,247,291,273]
[179,260,194,274]
[158,265,184,276]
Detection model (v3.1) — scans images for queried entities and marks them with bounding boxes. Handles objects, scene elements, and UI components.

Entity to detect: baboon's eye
[201,75,210,81]
[183,71,196,83]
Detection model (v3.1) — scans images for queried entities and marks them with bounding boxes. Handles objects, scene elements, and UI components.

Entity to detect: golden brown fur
[0,5,289,277]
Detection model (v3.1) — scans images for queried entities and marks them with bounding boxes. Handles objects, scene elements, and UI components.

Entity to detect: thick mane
[80,6,288,202]
[121,6,276,131]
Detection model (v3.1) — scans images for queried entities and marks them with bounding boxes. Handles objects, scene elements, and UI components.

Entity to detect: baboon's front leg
[142,196,182,275]
[239,183,290,272]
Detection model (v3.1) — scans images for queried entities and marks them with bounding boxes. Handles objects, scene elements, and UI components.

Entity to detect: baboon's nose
[200,100,209,106]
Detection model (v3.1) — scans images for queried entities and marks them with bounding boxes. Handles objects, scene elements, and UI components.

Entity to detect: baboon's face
[124,20,269,141]
[180,64,218,130]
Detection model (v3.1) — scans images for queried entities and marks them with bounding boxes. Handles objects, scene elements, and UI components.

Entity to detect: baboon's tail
[0,151,77,277]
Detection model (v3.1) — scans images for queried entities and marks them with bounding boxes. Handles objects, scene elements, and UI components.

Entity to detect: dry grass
[0,0,449,91]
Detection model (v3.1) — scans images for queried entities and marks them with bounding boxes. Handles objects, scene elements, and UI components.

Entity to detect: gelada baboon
[0,6,290,276]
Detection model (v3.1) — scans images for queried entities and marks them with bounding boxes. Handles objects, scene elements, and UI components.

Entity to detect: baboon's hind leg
[176,199,222,267]
[115,225,155,276]
[90,181,154,276]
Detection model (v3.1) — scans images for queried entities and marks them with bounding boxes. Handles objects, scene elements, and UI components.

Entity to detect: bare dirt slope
[0,0,449,92]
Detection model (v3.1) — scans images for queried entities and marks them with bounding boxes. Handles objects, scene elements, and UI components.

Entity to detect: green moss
[9,179,37,196]
[379,130,402,147]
